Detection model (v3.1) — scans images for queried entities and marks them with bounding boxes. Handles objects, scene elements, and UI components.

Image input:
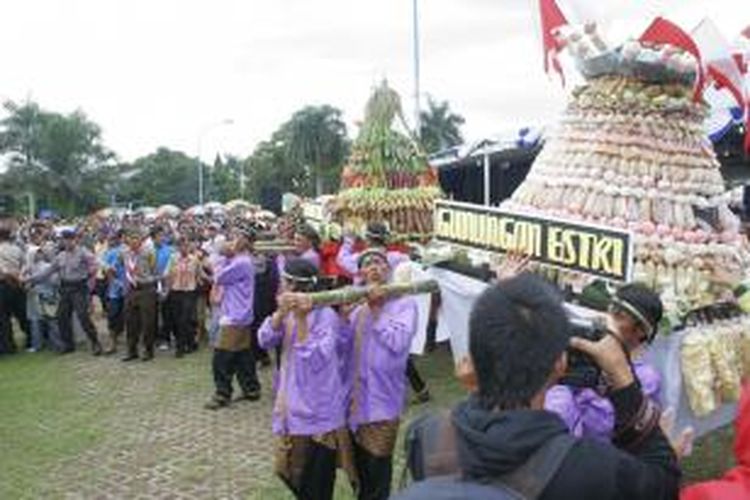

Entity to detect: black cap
[366,221,389,243]
[612,284,663,343]
[236,225,257,242]
[282,257,319,290]
[357,248,389,269]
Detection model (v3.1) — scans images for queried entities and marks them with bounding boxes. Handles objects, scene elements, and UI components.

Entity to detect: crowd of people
[3,205,750,500]
[0,213,256,359]
[0,209,434,499]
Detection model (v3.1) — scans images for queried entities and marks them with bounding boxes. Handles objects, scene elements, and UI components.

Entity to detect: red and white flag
[739,25,750,153]
[692,19,745,110]
[539,0,569,85]
[639,17,705,102]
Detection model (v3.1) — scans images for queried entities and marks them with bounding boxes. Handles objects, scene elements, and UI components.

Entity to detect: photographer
[544,283,663,441]
[397,274,679,499]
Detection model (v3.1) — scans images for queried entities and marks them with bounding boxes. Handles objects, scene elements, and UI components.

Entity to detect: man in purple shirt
[341,248,417,500]
[336,222,408,282]
[337,221,431,405]
[205,227,260,410]
[258,258,354,500]
[275,223,322,280]
[294,224,321,269]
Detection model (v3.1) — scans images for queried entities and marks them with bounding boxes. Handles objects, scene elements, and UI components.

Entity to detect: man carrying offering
[341,248,417,500]
[258,258,354,500]
[204,227,261,409]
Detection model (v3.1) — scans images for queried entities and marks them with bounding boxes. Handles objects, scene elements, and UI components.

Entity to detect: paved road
[40,348,282,500]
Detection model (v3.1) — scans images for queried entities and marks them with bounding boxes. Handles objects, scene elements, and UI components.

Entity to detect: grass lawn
[0,352,110,498]
[0,340,738,499]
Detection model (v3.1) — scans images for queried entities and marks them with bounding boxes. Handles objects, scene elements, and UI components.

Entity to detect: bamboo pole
[254,245,296,254]
[308,279,438,306]
[254,240,296,254]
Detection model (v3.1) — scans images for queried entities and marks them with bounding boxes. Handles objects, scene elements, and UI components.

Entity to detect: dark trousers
[212,349,260,399]
[125,286,157,356]
[58,281,100,351]
[106,296,125,350]
[157,294,176,344]
[106,297,125,335]
[406,357,427,394]
[291,440,338,500]
[0,281,30,353]
[171,291,197,353]
[352,439,393,500]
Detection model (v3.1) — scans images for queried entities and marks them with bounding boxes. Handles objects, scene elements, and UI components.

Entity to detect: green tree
[117,148,199,207]
[207,154,245,202]
[245,133,308,201]
[418,96,465,154]
[281,105,349,196]
[0,100,114,215]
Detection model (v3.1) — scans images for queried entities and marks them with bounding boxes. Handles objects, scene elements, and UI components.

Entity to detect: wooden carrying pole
[307,279,438,306]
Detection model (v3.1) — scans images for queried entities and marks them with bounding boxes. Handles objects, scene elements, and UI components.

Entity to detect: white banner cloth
[426,266,736,437]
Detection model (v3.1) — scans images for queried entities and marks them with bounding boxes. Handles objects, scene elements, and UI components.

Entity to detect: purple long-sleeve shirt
[544,359,662,441]
[336,237,409,284]
[336,237,409,276]
[258,307,346,436]
[341,296,417,429]
[214,253,254,327]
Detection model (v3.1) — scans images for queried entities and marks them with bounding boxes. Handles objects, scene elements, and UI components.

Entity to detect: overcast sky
[1,0,745,163]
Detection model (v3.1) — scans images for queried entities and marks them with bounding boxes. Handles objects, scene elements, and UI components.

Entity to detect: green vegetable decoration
[332,80,442,241]
[308,279,439,306]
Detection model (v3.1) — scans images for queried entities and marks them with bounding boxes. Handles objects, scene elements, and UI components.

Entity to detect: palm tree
[282,105,349,197]
[419,96,465,154]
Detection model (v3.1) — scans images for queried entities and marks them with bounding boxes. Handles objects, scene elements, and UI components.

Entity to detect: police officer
[30,228,103,355]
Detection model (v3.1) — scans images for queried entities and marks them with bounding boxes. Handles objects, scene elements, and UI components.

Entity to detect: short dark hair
[366,221,389,245]
[296,224,320,249]
[469,274,570,411]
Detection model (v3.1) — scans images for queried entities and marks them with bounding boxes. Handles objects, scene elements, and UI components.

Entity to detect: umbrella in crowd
[157,204,181,217]
[185,205,205,216]
[224,199,255,211]
[203,202,224,213]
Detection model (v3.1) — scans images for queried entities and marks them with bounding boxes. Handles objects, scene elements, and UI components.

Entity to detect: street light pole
[197,118,233,206]
[198,144,204,207]
[412,0,421,138]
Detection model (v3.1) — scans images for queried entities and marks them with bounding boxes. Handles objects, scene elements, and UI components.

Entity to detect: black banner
[434,200,633,281]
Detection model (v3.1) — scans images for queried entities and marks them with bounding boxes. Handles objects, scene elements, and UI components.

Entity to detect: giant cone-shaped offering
[331,80,441,240]
[502,34,748,316]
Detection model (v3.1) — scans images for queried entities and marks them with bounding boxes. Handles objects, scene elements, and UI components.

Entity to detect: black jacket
[395,386,680,500]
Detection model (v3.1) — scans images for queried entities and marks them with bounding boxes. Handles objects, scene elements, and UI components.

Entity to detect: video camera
[559,314,611,388]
